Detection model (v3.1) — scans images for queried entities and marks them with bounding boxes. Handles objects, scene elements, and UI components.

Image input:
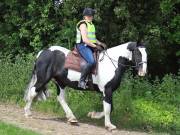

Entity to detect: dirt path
[0,104,149,135]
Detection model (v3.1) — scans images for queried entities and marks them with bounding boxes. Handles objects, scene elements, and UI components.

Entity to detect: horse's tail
[24,61,37,102]
[24,49,52,102]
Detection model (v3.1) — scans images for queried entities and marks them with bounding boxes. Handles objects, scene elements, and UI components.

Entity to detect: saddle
[64,47,98,75]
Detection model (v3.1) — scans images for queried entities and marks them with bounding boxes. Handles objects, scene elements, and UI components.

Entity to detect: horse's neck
[105,43,132,61]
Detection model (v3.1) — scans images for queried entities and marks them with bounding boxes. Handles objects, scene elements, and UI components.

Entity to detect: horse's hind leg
[35,85,50,101]
[56,83,78,124]
[24,73,51,117]
[24,85,39,118]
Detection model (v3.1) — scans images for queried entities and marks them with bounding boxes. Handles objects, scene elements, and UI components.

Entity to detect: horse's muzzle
[138,64,147,76]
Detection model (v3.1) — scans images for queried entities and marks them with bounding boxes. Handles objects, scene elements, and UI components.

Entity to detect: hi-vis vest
[76,20,96,44]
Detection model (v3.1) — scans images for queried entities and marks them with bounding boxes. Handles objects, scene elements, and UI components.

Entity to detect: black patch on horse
[104,56,130,104]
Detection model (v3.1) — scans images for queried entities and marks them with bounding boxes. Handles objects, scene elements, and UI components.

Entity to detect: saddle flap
[64,47,98,75]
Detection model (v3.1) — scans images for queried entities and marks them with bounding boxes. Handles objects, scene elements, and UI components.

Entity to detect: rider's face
[84,16,93,22]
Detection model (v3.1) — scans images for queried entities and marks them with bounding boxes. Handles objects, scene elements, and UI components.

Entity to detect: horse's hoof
[87,111,95,118]
[105,124,117,131]
[25,113,33,118]
[67,118,79,125]
[24,110,32,118]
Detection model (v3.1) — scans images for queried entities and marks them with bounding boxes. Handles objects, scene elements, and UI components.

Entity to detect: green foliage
[130,73,180,108]
[132,99,175,130]
[0,121,40,135]
[0,0,179,76]
[153,74,180,105]
[0,55,34,102]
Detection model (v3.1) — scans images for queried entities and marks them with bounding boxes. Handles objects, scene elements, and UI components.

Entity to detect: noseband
[134,61,147,70]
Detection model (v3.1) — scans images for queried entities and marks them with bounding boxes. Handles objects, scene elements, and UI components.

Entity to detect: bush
[0,54,34,102]
[153,74,180,106]
[132,99,175,130]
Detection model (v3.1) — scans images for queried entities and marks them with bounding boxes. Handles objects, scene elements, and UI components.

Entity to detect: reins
[99,50,147,69]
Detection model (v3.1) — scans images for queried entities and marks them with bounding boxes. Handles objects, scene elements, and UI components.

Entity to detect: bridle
[99,50,147,69]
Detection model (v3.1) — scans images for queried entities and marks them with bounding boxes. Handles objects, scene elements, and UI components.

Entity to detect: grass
[0,121,40,135]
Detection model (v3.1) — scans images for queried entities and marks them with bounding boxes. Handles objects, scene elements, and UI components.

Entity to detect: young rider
[76,7,107,89]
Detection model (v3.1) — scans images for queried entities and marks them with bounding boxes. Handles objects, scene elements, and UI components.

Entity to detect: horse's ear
[127,42,137,51]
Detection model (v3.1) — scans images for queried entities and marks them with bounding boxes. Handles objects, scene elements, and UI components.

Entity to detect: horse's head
[127,42,147,76]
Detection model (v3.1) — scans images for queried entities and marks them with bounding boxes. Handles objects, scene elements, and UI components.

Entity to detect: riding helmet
[83,8,96,16]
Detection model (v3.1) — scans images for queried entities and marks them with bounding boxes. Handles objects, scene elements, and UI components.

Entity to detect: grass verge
[0,121,40,135]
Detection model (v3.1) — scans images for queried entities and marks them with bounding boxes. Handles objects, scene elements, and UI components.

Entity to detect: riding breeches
[76,43,96,66]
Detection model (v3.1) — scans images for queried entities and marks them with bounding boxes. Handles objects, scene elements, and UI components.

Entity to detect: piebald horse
[24,42,147,131]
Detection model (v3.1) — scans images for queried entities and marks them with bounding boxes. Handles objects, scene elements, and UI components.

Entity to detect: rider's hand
[95,45,104,52]
[99,42,107,49]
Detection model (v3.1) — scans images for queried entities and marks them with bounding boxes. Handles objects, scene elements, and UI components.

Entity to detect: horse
[24,42,147,131]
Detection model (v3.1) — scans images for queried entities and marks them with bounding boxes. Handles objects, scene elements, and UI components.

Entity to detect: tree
[0,0,179,77]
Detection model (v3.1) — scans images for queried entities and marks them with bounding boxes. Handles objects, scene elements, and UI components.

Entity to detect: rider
[76,7,107,89]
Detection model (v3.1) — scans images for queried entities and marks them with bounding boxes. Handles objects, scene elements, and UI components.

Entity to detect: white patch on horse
[67,70,81,81]
[108,42,133,61]
[67,69,99,84]
[103,101,116,130]
[24,73,37,101]
[36,50,43,58]
[49,46,70,56]
[97,42,132,92]
[139,48,147,62]
[24,86,37,117]
[139,48,147,74]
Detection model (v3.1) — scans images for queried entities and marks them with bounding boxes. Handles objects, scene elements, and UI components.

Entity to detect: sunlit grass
[0,121,40,135]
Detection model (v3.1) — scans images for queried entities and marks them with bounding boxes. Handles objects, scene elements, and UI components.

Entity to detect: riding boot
[78,63,92,89]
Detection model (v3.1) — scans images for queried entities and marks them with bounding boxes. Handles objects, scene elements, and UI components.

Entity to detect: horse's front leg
[103,88,116,131]
[87,111,104,119]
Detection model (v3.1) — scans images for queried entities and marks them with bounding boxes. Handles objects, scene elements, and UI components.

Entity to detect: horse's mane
[108,42,137,50]
[106,42,134,60]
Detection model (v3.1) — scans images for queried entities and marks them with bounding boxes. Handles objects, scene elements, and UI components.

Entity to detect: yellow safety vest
[76,20,96,44]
